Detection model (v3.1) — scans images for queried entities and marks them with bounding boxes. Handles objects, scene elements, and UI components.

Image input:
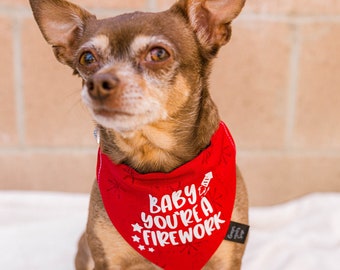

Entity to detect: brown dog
[29,0,248,269]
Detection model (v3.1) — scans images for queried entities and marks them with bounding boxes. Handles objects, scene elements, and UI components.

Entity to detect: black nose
[86,73,120,100]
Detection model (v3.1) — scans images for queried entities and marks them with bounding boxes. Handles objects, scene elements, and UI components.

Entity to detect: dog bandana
[96,122,236,269]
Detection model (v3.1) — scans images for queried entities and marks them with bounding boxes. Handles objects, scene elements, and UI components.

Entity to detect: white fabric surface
[243,192,340,270]
[1,191,339,269]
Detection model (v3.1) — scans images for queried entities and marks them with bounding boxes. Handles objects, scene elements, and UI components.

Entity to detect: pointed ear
[29,0,96,66]
[175,0,245,53]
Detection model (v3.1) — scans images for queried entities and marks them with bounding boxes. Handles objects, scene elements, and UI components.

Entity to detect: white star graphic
[138,245,145,251]
[148,248,155,253]
[132,235,140,243]
[132,223,143,233]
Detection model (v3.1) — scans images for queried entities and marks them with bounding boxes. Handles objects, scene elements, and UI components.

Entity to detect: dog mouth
[81,87,167,132]
[92,106,133,118]
[81,87,135,118]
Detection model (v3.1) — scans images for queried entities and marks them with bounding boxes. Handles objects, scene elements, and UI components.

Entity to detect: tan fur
[29,0,248,269]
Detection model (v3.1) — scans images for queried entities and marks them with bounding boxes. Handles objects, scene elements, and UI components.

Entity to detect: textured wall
[1,0,340,206]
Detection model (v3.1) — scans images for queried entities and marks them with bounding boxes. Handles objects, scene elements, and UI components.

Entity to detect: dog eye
[146,47,170,62]
[79,51,96,66]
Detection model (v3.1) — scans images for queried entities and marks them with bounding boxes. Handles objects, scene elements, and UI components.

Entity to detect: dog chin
[90,109,166,135]
[92,113,138,133]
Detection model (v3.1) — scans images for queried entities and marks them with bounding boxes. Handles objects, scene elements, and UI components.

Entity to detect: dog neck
[99,90,220,174]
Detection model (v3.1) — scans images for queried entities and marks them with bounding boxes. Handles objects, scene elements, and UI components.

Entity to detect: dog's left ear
[174,0,245,53]
[29,0,96,66]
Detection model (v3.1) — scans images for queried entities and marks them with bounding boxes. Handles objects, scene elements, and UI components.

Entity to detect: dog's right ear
[29,0,96,66]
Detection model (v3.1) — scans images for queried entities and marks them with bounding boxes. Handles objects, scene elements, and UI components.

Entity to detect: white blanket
[1,191,339,269]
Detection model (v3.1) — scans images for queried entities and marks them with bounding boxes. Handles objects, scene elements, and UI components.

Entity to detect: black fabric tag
[225,221,249,244]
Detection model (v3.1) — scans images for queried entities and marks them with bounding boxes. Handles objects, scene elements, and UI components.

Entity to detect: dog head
[29,0,245,171]
[29,0,245,134]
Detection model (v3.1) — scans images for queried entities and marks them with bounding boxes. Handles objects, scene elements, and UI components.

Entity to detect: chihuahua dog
[29,0,248,269]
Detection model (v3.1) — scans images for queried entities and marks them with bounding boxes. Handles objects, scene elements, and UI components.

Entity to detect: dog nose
[86,73,119,100]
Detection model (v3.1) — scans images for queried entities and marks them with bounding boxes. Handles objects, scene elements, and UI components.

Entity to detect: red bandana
[96,122,236,269]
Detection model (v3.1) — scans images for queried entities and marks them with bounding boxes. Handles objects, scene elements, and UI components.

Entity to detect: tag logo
[225,221,249,244]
